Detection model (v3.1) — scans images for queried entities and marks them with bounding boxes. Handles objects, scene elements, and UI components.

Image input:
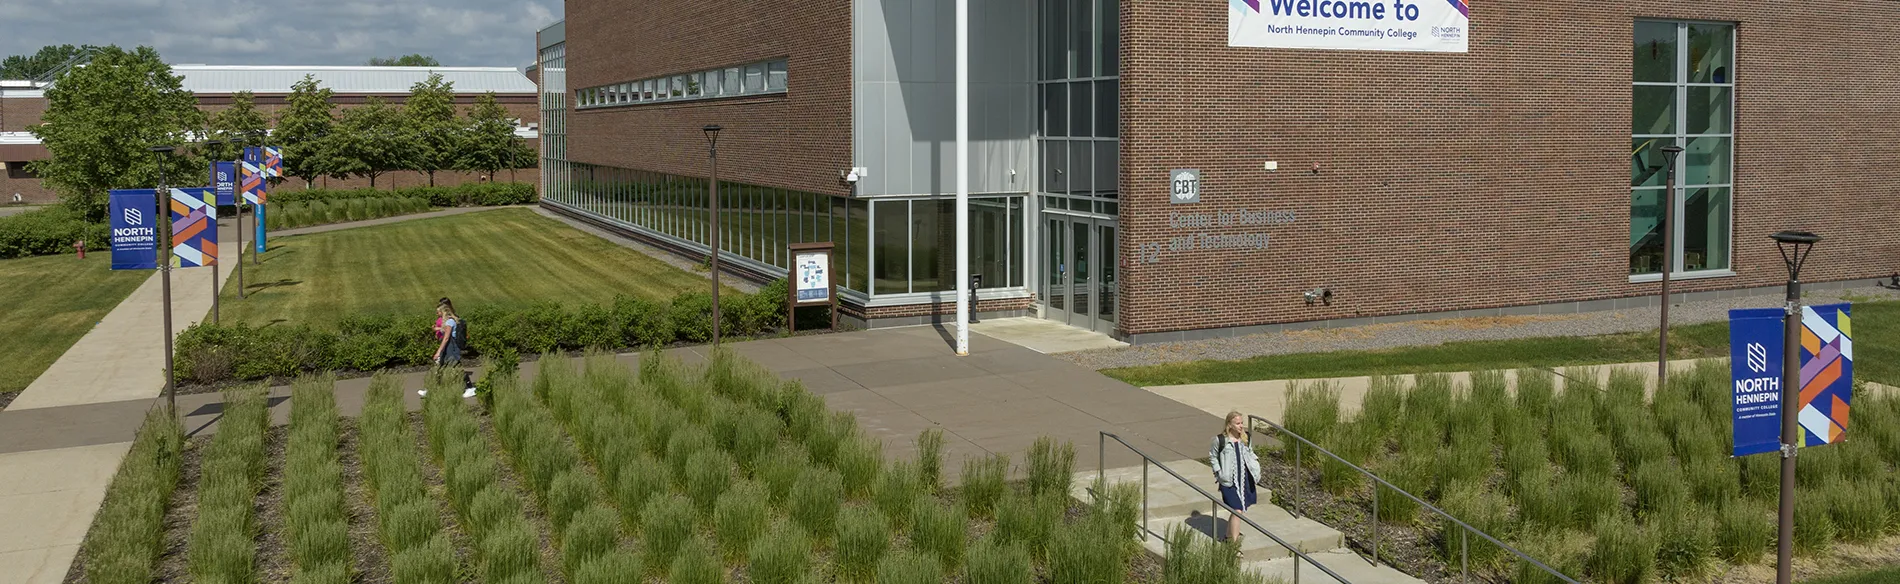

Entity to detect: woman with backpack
[420,297,478,398]
[1210,410,1261,555]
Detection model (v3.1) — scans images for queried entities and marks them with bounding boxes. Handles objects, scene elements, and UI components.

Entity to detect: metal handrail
[1098,431,1353,584]
[1247,414,1581,584]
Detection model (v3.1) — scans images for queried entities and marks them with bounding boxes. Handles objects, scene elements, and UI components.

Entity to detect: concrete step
[1246,550,1427,584]
[1137,509,1346,561]
[1072,459,1237,519]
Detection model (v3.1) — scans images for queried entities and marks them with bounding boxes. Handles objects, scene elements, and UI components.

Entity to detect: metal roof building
[170,65,537,95]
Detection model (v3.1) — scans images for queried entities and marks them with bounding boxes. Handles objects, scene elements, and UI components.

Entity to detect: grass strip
[489,358,621,578]
[78,407,185,584]
[285,375,352,583]
[360,374,457,583]
[419,369,550,584]
[186,387,271,584]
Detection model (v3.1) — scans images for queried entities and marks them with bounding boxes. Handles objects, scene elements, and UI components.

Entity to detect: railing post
[1293,441,1302,517]
[1142,460,1150,540]
[1098,433,1106,494]
[1462,528,1469,584]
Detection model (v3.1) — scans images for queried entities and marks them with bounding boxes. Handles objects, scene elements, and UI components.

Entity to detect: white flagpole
[955,0,970,356]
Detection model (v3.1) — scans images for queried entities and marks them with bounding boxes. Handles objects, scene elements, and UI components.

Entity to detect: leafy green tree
[367,54,440,67]
[454,92,536,179]
[275,75,336,188]
[206,91,269,163]
[28,45,204,221]
[403,73,457,186]
[0,44,99,80]
[329,97,411,188]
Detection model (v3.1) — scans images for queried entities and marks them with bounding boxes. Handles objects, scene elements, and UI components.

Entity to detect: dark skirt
[1219,468,1258,511]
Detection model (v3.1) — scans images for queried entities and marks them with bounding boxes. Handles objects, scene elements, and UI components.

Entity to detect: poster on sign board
[1230,0,1469,52]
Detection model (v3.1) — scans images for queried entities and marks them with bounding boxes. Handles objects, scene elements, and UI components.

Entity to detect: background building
[1,64,541,202]
[537,2,1900,341]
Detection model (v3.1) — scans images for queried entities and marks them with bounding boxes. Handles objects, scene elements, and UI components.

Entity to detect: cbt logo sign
[1170,169,1201,204]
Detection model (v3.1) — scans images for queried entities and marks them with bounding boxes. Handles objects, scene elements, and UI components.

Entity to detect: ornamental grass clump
[612,453,669,526]
[285,377,351,578]
[835,433,884,501]
[668,536,723,584]
[1161,524,1261,584]
[389,534,456,584]
[1558,470,1620,530]
[836,506,892,583]
[876,550,945,584]
[714,479,771,562]
[684,448,736,512]
[642,493,696,573]
[1685,457,1741,510]
[561,505,620,578]
[1831,479,1888,544]
[916,428,945,493]
[1050,506,1133,584]
[548,470,602,539]
[760,441,812,508]
[1026,436,1077,499]
[876,460,924,529]
[913,496,969,572]
[732,407,784,471]
[1652,504,1715,583]
[968,535,1034,584]
[1714,501,1771,564]
[1437,481,1512,568]
[1629,461,1688,517]
[1511,467,1567,531]
[1511,529,1589,584]
[1587,511,1657,584]
[747,522,815,584]
[479,521,540,583]
[1373,452,1429,525]
[995,491,1064,562]
[791,466,844,542]
[1795,490,1838,553]
[666,424,717,487]
[1319,422,1378,495]
[961,453,1010,519]
[1357,376,1405,441]
[572,551,641,584]
[1283,381,1342,454]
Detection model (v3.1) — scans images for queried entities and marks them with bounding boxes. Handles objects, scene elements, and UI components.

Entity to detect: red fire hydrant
[74,239,85,259]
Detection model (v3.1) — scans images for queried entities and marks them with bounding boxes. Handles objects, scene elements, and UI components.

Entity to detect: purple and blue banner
[1797,304,1853,448]
[263,146,283,178]
[211,161,236,207]
[1729,308,1785,457]
[169,187,218,267]
[241,147,267,205]
[1229,0,1469,52]
[109,189,160,270]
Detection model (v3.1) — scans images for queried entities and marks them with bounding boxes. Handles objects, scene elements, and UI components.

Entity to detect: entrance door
[1041,214,1116,334]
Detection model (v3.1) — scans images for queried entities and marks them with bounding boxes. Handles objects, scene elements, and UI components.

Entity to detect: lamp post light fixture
[203,141,223,325]
[148,145,178,414]
[703,124,723,346]
[1655,143,1683,391]
[1770,229,1820,584]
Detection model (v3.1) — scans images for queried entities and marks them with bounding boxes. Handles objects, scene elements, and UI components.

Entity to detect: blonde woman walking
[1209,410,1261,555]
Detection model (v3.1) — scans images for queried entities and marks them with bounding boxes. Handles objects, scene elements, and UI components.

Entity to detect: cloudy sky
[0,0,560,67]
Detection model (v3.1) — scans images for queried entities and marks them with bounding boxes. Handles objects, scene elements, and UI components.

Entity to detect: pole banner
[1729,307,1784,457]
[212,161,236,207]
[109,189,160,270]
[264,146,283,178]
[1229,0,1469,52]
[169,187,218,267]
[255,202,267,253]
[1797,303,1853,448]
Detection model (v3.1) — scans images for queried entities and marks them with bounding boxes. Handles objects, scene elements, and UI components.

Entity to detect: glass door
[1094,223,1116,333]
[1041,213,1117,333]
[1045,217,1074,324]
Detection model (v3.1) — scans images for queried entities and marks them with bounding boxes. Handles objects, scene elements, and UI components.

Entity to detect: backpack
[451,317,469,350]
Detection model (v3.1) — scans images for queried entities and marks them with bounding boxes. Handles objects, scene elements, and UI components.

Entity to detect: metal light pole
[1656,144,1683,390]
[953,0,970,357]
[149,146,177,414]
[1771,230,1820,584]
[204,141,222,324]
[703,124,723,346]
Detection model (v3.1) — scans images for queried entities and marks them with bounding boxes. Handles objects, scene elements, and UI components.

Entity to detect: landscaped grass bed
[1105,300,1900,387]
[219,207,735,325]
[1259,362,1900,583]
[0,253,150,397]
[75,350,1273,583]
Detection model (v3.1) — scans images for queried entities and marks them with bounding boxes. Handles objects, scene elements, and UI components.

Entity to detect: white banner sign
[1229,0,1468,52]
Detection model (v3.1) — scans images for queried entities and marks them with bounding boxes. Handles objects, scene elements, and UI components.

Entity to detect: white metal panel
[169,65,537,95]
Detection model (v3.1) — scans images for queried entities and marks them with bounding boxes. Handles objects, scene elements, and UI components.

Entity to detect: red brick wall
[1,174,56,203]
[1116,0,1900,336]
[1,96,47,132]
[564,0,853,197]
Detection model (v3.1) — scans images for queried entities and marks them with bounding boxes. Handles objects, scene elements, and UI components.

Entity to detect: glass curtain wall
[538,43,569,209]
[1630,21,1734,276]
[558,162,871,294]
[868,198,1026,295]
[1039,0,1119,212]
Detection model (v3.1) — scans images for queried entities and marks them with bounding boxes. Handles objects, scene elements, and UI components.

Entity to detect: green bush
[668,536,722,584]
[641,494,696,574]
[0,205,108,259]
[967,535,1034,584]
[668,291,715,343]
[613,295,674,348]
[269,182,536,206]
[876,460,924,529]
[912,496,968,572]
[836,506,891,583]
[1587,511,1656,584]
[747,522,814,584]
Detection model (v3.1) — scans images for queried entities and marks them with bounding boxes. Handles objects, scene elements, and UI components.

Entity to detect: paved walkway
[969,317,1128,354]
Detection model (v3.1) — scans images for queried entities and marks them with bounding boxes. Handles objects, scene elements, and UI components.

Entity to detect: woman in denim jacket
[1209,410,1261,554]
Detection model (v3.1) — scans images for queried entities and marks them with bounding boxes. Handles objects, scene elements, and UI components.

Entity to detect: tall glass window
[1631,21,1733,276]
[1040,0,1118,204]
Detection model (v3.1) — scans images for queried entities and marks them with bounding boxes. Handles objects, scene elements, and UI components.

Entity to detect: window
[767,60,788,91]
[1630,21,1734,276]
[745,63,765,93]
[575,58,790,109]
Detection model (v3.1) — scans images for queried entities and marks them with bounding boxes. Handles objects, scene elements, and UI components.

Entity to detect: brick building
[1,65,541,203]
[536,1,1900,341]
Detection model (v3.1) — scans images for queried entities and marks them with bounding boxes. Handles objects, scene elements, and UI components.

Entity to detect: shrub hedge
[173,280,793,385]
[0,205,107,259]
[268,182,537,207]
[265,197,429,231]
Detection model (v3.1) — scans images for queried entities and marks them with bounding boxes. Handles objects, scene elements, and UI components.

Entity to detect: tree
[454,92,536,179]
[403,73,457,186]
[367,54,440,67]
[206,91,269,163]
[329,96,410,188]
[276,75,336,188]
[0,44,99,80]
[28,45,204,221]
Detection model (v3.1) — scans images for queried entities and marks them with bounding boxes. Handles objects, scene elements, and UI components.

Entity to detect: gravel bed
[1059,286,1899,372]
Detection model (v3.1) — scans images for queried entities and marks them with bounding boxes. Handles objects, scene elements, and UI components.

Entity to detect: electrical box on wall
[1263,161,1278,171]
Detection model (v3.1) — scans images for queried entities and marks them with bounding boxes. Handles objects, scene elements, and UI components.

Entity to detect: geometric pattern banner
[1798,303,1853,447]
[241,147,267,205]
[169,187,218,267]
[264,146,283,178]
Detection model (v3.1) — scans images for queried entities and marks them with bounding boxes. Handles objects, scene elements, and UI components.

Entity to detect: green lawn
[0,253,151,394]
[1103,301,1900,387]
[1805,566,1900,584]
[221,207,732,325]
